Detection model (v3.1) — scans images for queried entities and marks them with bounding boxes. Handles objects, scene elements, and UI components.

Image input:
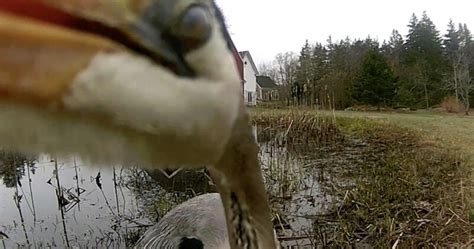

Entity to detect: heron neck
[210,107,276,249]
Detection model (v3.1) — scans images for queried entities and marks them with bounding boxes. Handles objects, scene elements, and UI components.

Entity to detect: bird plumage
[136,193,229,249]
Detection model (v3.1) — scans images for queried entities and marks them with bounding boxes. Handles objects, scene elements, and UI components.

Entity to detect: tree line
[259,12,474,113]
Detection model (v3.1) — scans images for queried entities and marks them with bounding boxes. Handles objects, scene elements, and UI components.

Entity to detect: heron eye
[179,237,203,249]
[166,5,212,53]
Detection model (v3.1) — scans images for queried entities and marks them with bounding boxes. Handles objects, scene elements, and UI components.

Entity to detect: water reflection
[0,154,150,248]
[0,152,35,189]
[146,168,216,194]
[257,125,340,248]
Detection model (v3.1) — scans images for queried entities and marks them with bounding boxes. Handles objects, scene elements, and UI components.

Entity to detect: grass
[251,108,474,176]
[334,118,471,247]
[250,107,473,247]
[335,109,474,167]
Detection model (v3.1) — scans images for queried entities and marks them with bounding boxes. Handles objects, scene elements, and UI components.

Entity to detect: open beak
[0,0,242,167]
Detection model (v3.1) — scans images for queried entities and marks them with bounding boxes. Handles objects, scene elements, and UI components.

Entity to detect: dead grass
[333,109,474,175]
[253,108,341,146]
[250,108,473,247]
[441,96,466,113]
[328,118,472,247]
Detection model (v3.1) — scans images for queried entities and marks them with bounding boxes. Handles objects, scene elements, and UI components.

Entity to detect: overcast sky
[215,0,474,66]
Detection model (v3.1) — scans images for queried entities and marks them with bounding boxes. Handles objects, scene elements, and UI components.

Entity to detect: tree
[444,20,462,100]
[399,12,447,108]
[353,49,396,108]
[274,52,298,105]
[296,40,313,105]
[310,43,329,105]
[457,24,473,113]
[443,21,473,114]
[258,62,278,82]
[324,37,376,108]
[255,12,472,111]
[383,29,404,70]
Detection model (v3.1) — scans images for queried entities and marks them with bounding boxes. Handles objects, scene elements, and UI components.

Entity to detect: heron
[0,1,277,248]
[135,193,228,248]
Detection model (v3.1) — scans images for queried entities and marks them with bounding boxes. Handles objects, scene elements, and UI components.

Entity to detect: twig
[26,162,37,222]
[113,167,120,214]
[73,157,81,210]
[284,119,294,138]
[448,208,469,225]
[13,157,30,246]
[391,232,403,249]
[277,235,312,241]
[54,158,70,247]
[96,171,116,215]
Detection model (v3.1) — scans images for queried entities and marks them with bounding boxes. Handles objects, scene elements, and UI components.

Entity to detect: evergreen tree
[405,14,419,53]
[444,20,461,61]
[262,12,472,110]
[296,40,313,105]
[384,29,404,69]
[311,43,329,102]
[456,23,473,113]
[353,49,396,108]
[444,20,462,100]
[324,38,353,108]
[398,12,447,108]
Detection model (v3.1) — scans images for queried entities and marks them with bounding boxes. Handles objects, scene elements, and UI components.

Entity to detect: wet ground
[0,126,363,248]
[0,154,150,248]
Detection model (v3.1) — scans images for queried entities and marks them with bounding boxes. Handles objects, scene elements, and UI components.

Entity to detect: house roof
[256,76,278,88]
[238,51,259,75]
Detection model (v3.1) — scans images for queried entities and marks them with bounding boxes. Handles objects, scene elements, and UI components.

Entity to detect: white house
[239,51,259,106]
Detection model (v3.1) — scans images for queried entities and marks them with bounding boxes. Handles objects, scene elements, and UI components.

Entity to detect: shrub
[441,96,465,113]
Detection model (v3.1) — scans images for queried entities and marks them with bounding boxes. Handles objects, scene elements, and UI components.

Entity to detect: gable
[239,51,259,75]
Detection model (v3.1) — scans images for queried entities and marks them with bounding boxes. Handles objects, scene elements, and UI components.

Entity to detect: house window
[248,92,253,103]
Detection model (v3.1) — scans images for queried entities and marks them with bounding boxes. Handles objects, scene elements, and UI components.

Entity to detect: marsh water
[0,126,361,248]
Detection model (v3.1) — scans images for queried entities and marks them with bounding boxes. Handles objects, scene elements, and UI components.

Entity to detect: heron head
[0,0,242,166]
[0,1,275,248]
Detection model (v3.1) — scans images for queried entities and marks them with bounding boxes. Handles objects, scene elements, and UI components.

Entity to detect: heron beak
[0,0,242,167]
[0,0,195,87]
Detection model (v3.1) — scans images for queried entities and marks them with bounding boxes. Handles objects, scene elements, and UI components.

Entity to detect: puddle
[0,154,148,248]
[0,126,365,248]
